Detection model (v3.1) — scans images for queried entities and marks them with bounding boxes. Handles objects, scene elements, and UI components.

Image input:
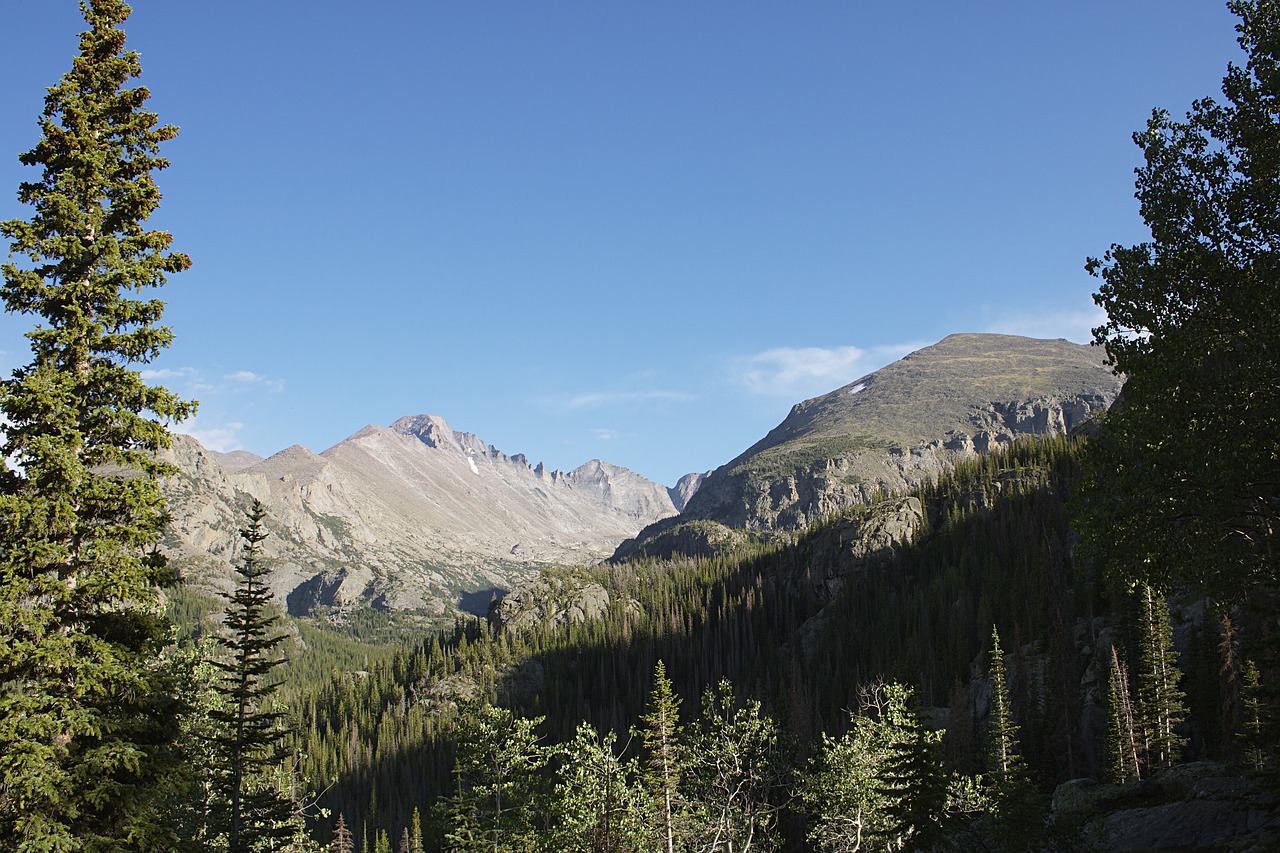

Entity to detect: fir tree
[0,1,194,849]
[1105,645,1141,783]
[986,627,1041,851]
[333,814,355,853]
[1241,659,1267,772]
[1134,584,1186,772]
[639,661,686,853]
[214,500,293,852]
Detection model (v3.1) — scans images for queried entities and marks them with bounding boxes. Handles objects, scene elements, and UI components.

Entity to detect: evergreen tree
[1105,645,1140,783]
[409,808,425,853]
[0,1,194,849]
[1241,659,1267,771]
[214,500,294,852]
[880,687,948,851]
[639,661,686,853]
[985,627,1041,851]
[1134,585,1186,772]
[333,814,355,853]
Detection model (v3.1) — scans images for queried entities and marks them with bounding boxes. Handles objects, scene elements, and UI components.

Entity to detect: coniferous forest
[1,1,1278,852]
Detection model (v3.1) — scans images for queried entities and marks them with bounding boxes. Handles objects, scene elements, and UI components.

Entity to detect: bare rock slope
[161,414,679,616]
[617,334,1121,558]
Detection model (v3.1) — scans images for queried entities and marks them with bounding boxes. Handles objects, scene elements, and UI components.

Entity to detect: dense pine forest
[1,1,1278,851]
[257,435,1260,851]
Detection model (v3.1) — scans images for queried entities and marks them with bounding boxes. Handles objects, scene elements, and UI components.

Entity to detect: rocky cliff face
[622,335,1121,556]
[160,414,680,617]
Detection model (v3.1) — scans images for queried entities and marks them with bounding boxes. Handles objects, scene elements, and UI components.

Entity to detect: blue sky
[0,2,1243,486]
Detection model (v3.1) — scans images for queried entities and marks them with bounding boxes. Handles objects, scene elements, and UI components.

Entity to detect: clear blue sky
[0,2,1243,486]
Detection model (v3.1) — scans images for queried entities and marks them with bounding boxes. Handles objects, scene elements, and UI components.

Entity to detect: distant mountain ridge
[160,414,683,617]
[616,334,1122,559]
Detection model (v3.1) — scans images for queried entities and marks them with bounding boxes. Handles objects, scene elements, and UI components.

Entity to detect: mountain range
[161,333,1122,619]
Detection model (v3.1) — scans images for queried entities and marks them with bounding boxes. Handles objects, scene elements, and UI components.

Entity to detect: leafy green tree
[214,500,294,852]
[685,679,785,853]
[801,681,942,853]
[443,703,547,853]
[0,1,194,849]
[547,722,647,853]
[1080,0,1280,602]
[639,661,686,853]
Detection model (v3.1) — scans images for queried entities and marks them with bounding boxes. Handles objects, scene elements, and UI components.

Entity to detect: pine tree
[0,1,194,849]
[986,627,1041,851]
[1241,659,1267,772]
[639,661,686,853]
[333,814,356,853]
[1105,645,1141,783]
[214,500,294,852]
[1134,584,1186,772]
[409,807,425,853]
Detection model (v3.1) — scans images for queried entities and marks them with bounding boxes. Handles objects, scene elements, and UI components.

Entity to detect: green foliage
[986,627,1042,851]
[1105,645,1140,784]
[1080,0,1280,601]
[442,702,547,852]
[547,723,648,853]
[0,1,194,849]
[213,500,295,852]
[1133,585,1187,773]
[684,679,786,852]
[640,661,687,853]
[801,681,946,852]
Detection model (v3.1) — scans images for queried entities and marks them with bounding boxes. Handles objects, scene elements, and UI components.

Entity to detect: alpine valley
[161,333,1119,620]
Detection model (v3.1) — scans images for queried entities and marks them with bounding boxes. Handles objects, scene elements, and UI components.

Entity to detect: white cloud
[140,367,195,381]
[735,342,922,398]
[180,418,244,453]
[565,389,693,410]
[981,306,1108,345]
[225,370,285,393]
[591,428,621,441]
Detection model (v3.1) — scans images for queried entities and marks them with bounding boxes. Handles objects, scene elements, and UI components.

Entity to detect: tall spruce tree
[1105,645,1141,783]
[639,661,686,853]
[986,627,1041,851]
[0,2,194,849]
[1134,584,1187,773]
[214,500,293,852]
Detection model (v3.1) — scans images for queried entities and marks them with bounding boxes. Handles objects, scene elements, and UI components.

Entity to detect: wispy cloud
[981,306,1107,345]
[179,417,245,453]
[224,370,285,393]
[590,428,621,441]
[734,342,921,398]
[565,389,693,410]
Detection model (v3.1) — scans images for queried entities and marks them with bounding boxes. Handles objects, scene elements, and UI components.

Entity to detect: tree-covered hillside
[284,435,1264,849]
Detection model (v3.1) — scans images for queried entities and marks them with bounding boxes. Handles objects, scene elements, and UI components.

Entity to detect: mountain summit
[617,334,1121,557]
[161,414,680,617]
